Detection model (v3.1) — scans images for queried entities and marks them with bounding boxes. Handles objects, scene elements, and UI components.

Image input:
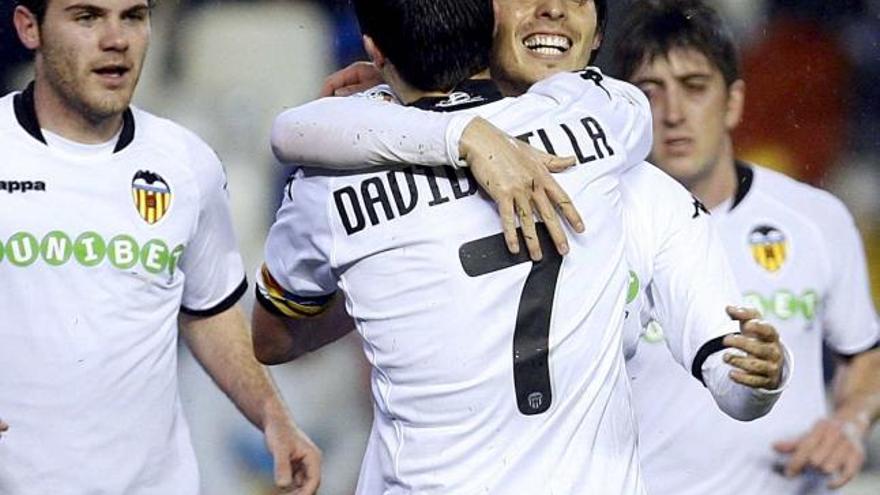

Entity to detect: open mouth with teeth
[94,65,130,78]
[523,34,572,56]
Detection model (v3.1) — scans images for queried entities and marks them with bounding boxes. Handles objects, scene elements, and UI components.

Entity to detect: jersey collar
[729,161,754,211]
[408,79,503,112]
[13,81,136,153]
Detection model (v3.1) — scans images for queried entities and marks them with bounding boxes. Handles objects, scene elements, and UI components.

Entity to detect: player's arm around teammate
[181,305,322,494]
[271,95,581,262]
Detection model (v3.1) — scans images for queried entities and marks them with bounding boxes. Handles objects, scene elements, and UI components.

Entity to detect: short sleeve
[257,169,338,318]
[179,145,247,316]
[820,198,880,355]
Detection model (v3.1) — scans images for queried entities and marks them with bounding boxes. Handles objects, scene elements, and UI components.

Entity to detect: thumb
[273,446,294,491]
[773,439,799,454]
[726,305,760,322]
[543,154,577,173]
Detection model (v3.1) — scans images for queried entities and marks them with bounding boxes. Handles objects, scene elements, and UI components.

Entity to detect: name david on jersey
[331,116,616,236]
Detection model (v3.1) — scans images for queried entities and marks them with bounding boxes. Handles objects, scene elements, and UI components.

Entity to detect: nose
[661,87,685,127]
[535,0,567,21]
[99,20,129,52]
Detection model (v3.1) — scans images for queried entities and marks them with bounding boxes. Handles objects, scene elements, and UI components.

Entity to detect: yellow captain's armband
[256,264,335,319]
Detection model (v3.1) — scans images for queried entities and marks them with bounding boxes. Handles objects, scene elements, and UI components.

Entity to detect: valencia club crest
[748,225,787,273]
[132,170,171,224]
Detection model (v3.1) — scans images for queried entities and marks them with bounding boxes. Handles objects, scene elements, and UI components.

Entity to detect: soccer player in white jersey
[271,0,793,410]
[613,0,880,493]
[253,0,794,492]
[0,0,321,493]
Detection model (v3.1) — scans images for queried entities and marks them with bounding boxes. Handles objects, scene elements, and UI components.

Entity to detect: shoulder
[622,162,695,214]
[131,107,224,178]
[527,68,647,107]
[752,165,854,229]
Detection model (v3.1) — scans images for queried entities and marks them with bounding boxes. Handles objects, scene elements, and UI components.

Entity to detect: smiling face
[491,0,599,95]
[17,0,151,123]
[630,47,744,188]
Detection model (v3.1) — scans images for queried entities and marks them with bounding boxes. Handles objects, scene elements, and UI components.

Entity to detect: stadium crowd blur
[1,0,878,493]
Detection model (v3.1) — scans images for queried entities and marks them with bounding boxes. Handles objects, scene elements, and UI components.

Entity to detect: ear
[592,31,603,51]
[14,5,41,50]
[724,79,745,130]
[362,35,386,70]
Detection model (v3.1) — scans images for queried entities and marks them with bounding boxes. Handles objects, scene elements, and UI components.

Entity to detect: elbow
[252,331,301,366]
[269,113,296,164]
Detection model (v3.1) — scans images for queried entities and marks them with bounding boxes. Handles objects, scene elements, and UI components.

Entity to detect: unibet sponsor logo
[743,289,818,321]
[0,231,184,275]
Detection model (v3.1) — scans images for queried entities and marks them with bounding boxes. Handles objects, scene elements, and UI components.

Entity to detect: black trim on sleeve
[180,277,248,318]
[730,162,754,211]
[691,334,735,386]
[833,339,880,362]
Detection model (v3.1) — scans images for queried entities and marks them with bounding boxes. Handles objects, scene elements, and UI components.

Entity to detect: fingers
[498,198,520,255]
[515,197,542,261]
[274,446,294,493]
[293,450,322,495]
[784,420,838,478]
[542,154,577,173]
[544,180,584,234]
[723,334,782,362]
[726,305,761,322]
[0,419,8,439]
[828,443,864,489]
[319,62,381,98]
[773,438,799,454]
[728,369,778,389]
[532,190,569,256]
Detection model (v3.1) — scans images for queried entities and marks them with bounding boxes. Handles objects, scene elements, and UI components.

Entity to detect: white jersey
[261,72,651,494]
[0,87,246,494]
[629,164,880,495]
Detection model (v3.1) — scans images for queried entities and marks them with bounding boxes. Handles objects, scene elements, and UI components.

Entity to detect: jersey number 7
[459,225,563,416]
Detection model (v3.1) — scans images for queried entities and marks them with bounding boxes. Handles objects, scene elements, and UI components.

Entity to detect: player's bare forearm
[833,348,880,431]
[181,305,287,429]
[181,305,322,493]
[252,299,355,365]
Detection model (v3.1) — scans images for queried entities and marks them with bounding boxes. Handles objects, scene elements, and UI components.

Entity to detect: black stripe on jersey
[114,108,136,152]
[730,162,754,211]
[691,334,734,386]
[409,79,503,112]
[834,339,880,362]
[14,81,136,153]
[180,277,248,317]
[13,82,45,144]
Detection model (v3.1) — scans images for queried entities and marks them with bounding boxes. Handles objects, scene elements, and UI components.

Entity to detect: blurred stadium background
[1,0,878,493]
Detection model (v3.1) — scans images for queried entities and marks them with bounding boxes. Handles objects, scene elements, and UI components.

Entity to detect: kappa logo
[131,170,171,225]
[435,91,486,108]
[0,180,46,193]
[749,225,788,273]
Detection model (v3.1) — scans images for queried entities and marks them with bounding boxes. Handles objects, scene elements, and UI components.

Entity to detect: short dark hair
[588,0,607,64]
[352,0,493,92]
[17,0,155,24]
[613,0,739,85]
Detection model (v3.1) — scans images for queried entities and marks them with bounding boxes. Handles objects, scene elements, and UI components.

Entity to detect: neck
[384,65,490,104]
[687,137,738,210]
[33,76,123,144]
